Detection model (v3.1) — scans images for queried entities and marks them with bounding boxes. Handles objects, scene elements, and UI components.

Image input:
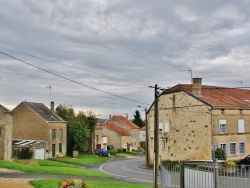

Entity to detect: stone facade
[0,105,13,160]
[12,102,67,158]
[147,78,250,165]
[107,116,140,150]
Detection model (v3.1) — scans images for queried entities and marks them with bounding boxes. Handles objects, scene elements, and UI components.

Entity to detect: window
[238,119,245,133]
[96,135,99,142]
[59,143,63,153]
[220,143,227,154]
[230,143,236,155]
[219,120,226,134]
[164,122,169,133]
[239,142,245,155]
[51,129,56,139]
[162,140,166,151]
[59,129,63,140]
[159,123,163,132]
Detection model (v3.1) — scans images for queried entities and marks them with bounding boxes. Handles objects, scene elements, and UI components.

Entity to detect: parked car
[238,155,250,169]
[95,149,110,157]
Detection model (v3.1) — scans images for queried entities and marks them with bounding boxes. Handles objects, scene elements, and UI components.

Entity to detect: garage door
[35,148,45,159]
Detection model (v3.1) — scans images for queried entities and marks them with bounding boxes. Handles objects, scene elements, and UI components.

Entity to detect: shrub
[123,148,126,152]
[108,149,117,156]
[117,148,123,153]
[215,148,227,160]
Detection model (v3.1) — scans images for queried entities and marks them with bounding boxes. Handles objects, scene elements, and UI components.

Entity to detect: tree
[55,104,97,156]
[132,110,144,128]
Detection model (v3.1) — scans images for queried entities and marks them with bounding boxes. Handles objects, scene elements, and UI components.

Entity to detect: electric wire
[0,46,148,86]
[0,51,150,105]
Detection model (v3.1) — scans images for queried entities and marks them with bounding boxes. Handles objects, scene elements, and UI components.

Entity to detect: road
[99,155,153,185]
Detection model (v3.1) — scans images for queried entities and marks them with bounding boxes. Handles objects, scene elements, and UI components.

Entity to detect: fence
[161,161,250,188]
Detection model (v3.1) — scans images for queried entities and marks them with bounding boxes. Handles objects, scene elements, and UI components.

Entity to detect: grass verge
[30,179,152,188]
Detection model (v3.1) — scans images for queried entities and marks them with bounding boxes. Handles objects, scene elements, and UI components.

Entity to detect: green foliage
[108,149,117,156]
[58,179,92,188]
[132,110,144,128]
[117,148,123,153]
[215,148,227,160]
[13,148,33,159]
[139,141,146,150]
[55,104,97,156]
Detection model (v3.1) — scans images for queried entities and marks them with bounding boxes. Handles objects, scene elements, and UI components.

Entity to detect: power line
[0,51,150,105]
[0,46,148,86]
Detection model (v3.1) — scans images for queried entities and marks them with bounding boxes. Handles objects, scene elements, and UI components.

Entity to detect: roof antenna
[180,68,192,83]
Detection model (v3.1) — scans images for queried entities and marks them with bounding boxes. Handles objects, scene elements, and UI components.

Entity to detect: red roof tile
[140,126,146,131]
[105,123,130,136]
[166,84,250,107]
[114,115,140,129]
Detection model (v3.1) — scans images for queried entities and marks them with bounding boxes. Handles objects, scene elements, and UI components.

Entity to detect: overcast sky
[1,0,250,119]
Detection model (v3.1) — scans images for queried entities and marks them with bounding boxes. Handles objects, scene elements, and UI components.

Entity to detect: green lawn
[50,155,109,165]
[0,156,112,178]
[30,179,152,188]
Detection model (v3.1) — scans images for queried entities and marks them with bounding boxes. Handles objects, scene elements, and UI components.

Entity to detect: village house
[0,104,13,160]
[12,101,67,159]
[93,124,108,151]
[107,115,140,150]
[139,125,146,142]
[147,78,250,165]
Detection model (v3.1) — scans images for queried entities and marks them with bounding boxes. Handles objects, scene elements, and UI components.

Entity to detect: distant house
[101,122,130,150]
[12,101,67,159]
[147,78,250,165]
[139,126,146,142]
[93,124,108,151]
[0,104,13,160]
[107,115,140,150]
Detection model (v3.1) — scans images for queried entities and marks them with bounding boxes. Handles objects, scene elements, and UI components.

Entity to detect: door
[52,144,55,157]
[35,148,45,159]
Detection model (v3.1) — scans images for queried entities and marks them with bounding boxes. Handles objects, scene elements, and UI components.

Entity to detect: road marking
[99,162,153,183]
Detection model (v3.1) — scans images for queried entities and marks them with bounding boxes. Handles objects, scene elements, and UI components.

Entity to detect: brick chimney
[192,78,202,96]
[50,101,54,112]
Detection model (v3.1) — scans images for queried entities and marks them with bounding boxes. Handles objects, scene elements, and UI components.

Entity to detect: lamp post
[137,105,148,166]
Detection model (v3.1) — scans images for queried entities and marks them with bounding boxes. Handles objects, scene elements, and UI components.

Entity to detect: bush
[123,148,126,152]
[58,179,92,188]
[108,149,117,156]
[215,148,227,160]
[140,141,146,150]
[117,148,123,153]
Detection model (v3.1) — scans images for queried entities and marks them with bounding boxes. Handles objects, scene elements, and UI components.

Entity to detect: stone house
[101,122,130,150]
[12,101,67,159]
[147,78,250,165]
[107,115,140,150]
[93,124,108,151]
[139,126,146,142]
[0,104,13,160]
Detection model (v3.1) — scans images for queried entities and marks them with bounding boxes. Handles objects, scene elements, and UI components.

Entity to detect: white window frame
[219,120,227,134]
[238,119,245,133]
[229,142,236,155]
[220,143,227,154]
[239,142,245,155]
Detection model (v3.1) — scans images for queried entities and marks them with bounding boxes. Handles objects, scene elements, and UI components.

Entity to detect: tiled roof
[140,126,146,131]
[164,84,250,108]
[105,123,130,136]
[0,104,11,112]
[96,125,103,130]
[114,115,140,129]
[22,102,65,122]
[101,133,108,137]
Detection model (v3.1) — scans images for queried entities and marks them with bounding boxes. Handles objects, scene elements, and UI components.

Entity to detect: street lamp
[137,105,149,166]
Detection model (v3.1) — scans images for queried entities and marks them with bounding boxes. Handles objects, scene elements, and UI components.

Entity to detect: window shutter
[238,119,245,133]
[164,122,169,133]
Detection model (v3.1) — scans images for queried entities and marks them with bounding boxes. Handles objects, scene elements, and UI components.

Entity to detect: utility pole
[150,84,160,188]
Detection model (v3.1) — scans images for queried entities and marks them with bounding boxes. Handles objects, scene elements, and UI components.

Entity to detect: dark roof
[22,102,65,122]
[163,84,250,108]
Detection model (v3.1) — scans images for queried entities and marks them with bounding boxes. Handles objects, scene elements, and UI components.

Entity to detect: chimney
[126,113,128,119]
[50,101,54,112]
[109,114,112,119]
[192,78,202,96]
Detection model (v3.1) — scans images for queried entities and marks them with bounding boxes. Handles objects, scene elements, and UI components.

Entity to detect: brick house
[147,78,250,165]
[0,104,13,160]
[107,115,140,150]
[12,101,67,159]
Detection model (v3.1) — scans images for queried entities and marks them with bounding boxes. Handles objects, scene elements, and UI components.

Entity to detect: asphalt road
[99,155,153,185]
